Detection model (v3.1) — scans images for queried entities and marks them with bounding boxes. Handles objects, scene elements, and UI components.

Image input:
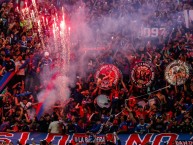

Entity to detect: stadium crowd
[0,0,193,143]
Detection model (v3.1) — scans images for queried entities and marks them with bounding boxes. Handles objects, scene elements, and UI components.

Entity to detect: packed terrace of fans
[0,0,192,136]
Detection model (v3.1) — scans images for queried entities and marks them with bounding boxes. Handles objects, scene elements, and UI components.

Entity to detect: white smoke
[36,0,186,115]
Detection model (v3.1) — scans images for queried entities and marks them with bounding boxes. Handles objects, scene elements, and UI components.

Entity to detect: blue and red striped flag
[36,72,60,120]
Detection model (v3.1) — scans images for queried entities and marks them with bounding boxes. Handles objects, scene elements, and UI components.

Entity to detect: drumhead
[95,94,111,109]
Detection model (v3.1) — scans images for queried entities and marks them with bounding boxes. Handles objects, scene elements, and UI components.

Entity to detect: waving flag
[0,71,16,93]
[36,72,59,119]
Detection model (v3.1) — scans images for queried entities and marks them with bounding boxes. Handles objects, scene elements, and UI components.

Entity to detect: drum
[95,94,111,109]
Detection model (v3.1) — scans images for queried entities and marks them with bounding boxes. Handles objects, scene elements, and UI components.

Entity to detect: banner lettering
[0,132,192,145]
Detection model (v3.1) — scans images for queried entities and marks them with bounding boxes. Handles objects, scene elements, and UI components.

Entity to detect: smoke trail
[36,0,187,115]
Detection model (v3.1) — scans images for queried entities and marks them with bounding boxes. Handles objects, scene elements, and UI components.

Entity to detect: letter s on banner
[0,132,13,144]
[126,134,153,145]
[44,134,69,145]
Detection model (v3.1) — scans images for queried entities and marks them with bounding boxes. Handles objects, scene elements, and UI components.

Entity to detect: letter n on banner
[0,132,13,144]
[44,134,69,145]
[126,134,153,145]
[18,132,30,145]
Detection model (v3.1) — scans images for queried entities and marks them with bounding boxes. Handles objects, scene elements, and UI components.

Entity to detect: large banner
[0,132,192,145]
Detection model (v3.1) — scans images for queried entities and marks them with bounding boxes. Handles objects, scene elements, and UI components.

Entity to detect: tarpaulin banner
[0,132,192,145]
